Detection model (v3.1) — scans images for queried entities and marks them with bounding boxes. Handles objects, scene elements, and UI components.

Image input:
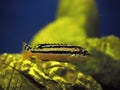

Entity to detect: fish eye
[79,49,90,56]
[79,49,84,54]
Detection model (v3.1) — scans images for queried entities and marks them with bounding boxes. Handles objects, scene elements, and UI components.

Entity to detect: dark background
[0,0,120,53]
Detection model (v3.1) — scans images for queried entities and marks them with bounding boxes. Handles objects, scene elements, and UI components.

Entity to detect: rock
[76,35,120,90]
[0,53,40,90]
[56,0,99,37]
[0,53,102,90]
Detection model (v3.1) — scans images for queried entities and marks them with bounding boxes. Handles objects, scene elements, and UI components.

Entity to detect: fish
[22,43,91,62]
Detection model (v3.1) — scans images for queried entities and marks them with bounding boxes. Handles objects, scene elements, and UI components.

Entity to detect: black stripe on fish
[31,49,90,56]
[31,50,81,54]
[35,44,83,49]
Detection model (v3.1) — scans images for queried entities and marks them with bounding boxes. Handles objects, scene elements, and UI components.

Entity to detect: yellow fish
[22,43,90,62]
